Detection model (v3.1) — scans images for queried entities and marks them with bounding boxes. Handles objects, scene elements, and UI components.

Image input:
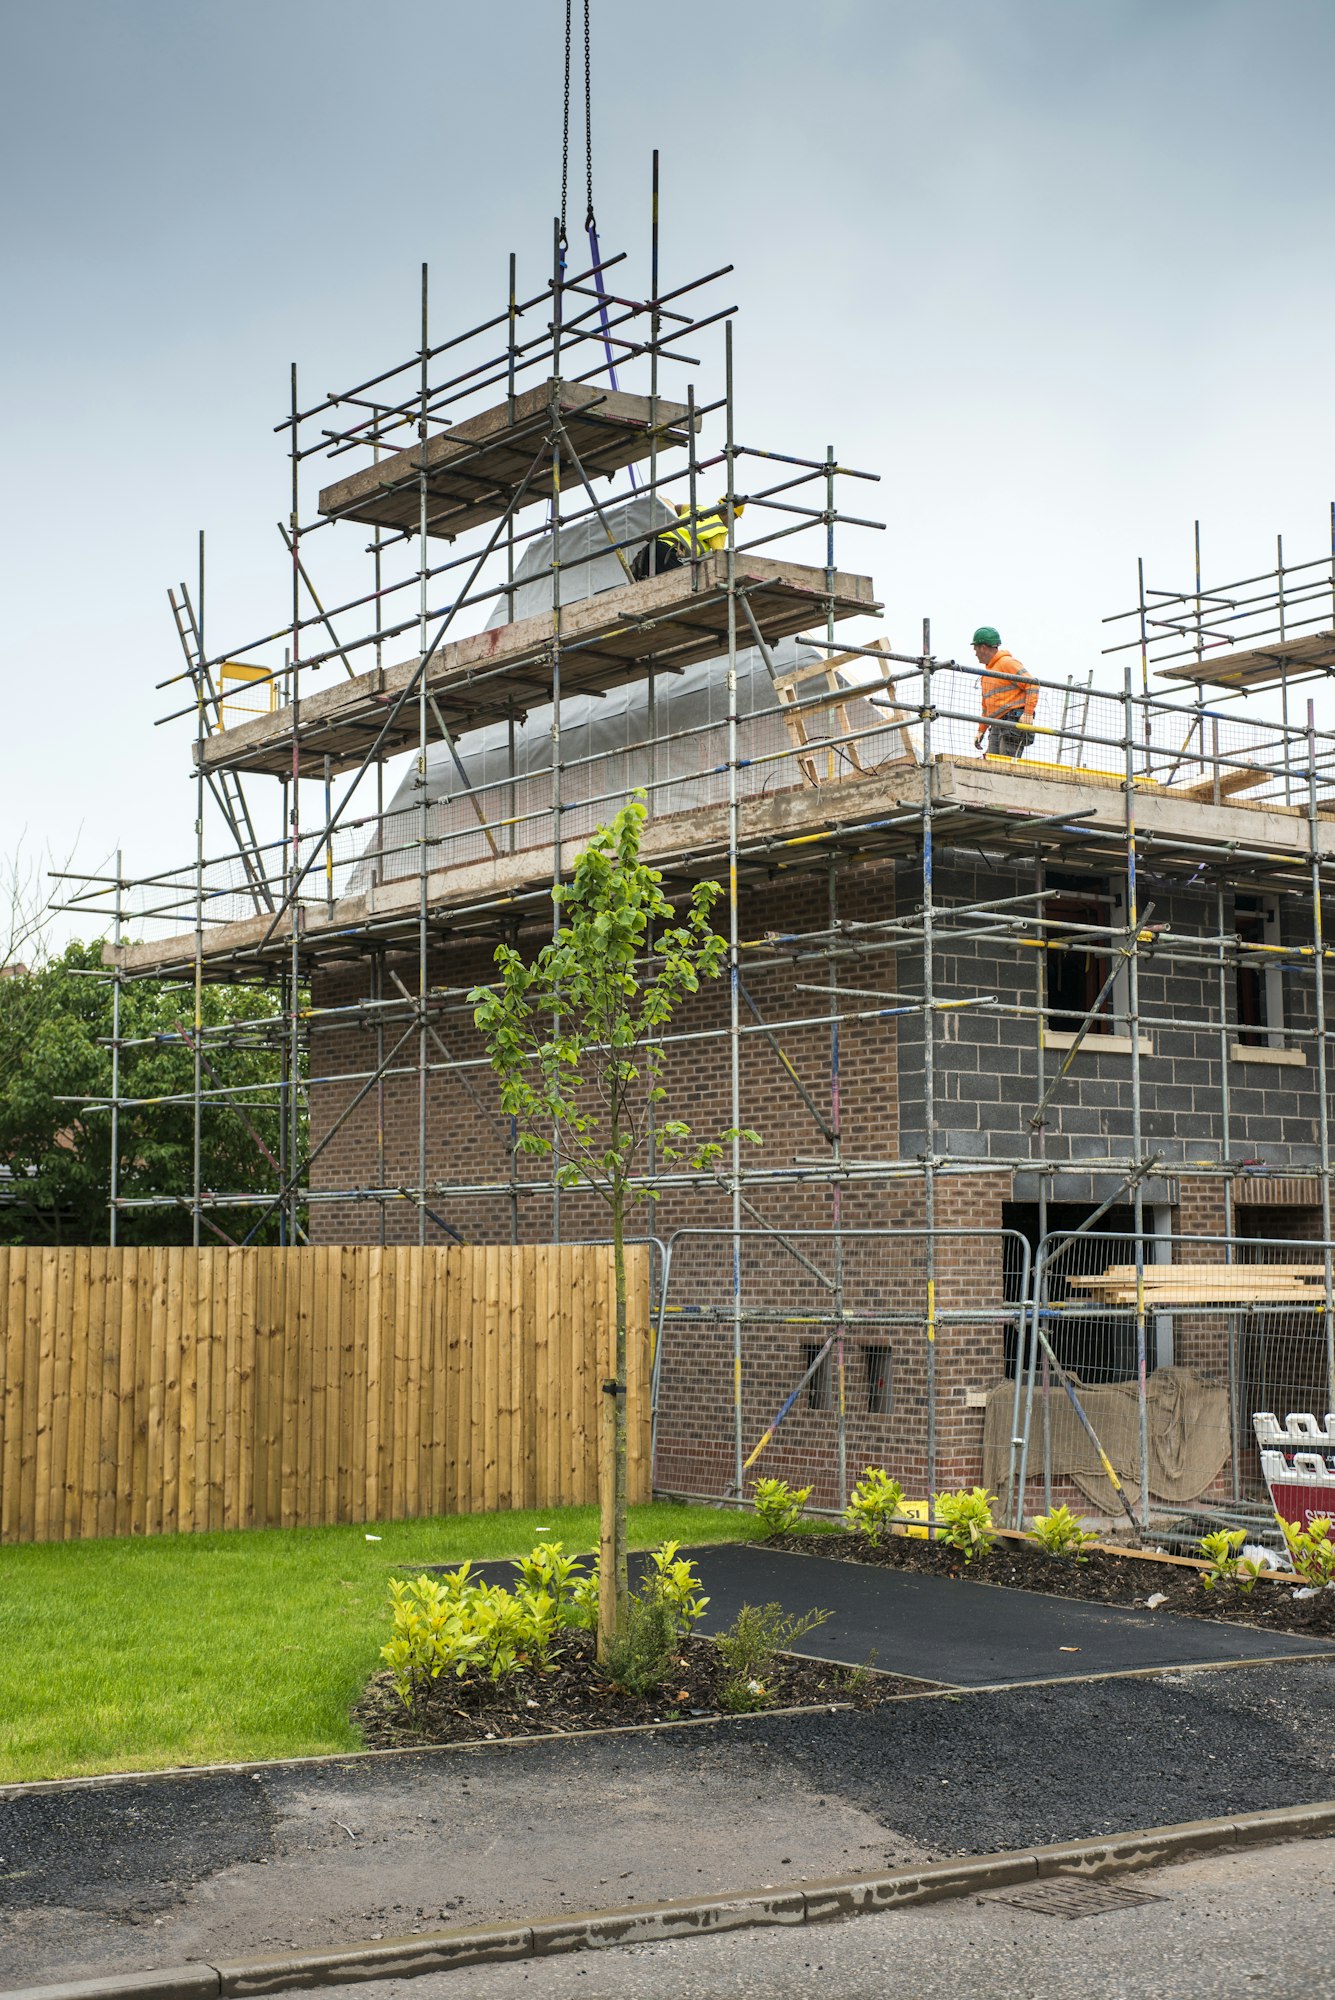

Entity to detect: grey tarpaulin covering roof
[390,497,819,806]
[355,496,865,889]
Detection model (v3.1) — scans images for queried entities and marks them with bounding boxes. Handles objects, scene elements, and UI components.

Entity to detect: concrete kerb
[6,1802,1335,2000]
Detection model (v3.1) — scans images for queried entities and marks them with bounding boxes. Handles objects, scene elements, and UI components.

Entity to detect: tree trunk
[597,1190,630,1663]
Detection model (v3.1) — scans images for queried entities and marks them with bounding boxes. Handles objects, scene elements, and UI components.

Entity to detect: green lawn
[0,1503,759,1784]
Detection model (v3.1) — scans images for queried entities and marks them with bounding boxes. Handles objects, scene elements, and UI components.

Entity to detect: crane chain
[559,0,572,249]
[559,0,595,247]
[583,0,594,231]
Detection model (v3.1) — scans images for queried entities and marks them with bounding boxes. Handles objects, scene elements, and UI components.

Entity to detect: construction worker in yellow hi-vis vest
[632,496,746,581]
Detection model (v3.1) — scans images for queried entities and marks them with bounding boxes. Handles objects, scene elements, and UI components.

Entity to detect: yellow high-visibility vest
[657,502,745,556]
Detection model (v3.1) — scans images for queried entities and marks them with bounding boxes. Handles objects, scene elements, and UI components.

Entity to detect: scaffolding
[58,164,1335,1536]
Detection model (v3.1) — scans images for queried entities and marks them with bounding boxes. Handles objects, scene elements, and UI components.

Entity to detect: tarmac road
[311,1837,1335,2000]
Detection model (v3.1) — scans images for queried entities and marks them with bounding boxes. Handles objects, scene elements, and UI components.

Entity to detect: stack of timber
[1068,1262,1333,1308]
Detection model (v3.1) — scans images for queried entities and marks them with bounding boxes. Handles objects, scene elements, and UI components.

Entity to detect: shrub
[843,1468,905,1546]
[381,1574,485,1709]
[604,1588,679,1696]
[1198,1527,1255,1593]
[510,1541,589,1628]
[382,1541,710,1711]
[567,1564,600,1633]
[714,1601,830,1712]
[599,1544,709,1695]
[382,1549,580,1710]
[645,1542,710,1638]
[751,1477,813,1538]
[1279,1514,1335,1588]
[1030,1505,1099,1560]
[933,1487,997,1564]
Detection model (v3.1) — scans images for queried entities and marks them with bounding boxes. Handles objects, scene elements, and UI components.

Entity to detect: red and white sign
[1254,1411,1335,1530]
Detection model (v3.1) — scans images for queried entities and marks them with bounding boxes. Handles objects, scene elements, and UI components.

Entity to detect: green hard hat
[972,625,1001,648]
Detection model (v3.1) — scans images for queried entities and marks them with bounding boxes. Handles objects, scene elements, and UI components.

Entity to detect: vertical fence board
[32,1252,57,1542]
[548,1246,568,1508]
[521,1246,540,1513]
[404,1248,422,1523]
[1,1251,23,1542]
[332,1247,349,1524]
[148,1252,170,1536]
[21,1259,45,1543]
[222,1251,240,1531]
[467,1248,484,1517]
[293,1251,313,1532]
[573,1247,594,1502]
[443,1246,463,1516]
[63,1246,90,1541]
[341,1246,355,1521]
[424,1252,446,1519]
[96,1250,120,1540]
[484,1250,498,1515]
[235,1249,256,1530]
[84,1250,102,1539]
[629,1245,651,1502]
[322,1247,339,1526]
[492,1247,509,1512]
[170,1248,193,1534]
[75,1247,105,1540]
[264,1250,286,1528]
[208,1251,227,1532]
[363,1248,382,1523]
[50,1249,77,1542]
[112,1252,137,1539]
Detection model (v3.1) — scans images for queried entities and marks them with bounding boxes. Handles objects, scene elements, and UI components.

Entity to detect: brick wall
[308,862,908,1247]
[304,838,1327,1505]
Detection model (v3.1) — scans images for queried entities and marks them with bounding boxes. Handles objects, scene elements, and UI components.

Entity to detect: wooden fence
[0,1244,650,1544]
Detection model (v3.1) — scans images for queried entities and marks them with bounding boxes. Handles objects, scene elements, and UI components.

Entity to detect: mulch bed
[353,1628,931,1750]
[764,1529,1335,1638]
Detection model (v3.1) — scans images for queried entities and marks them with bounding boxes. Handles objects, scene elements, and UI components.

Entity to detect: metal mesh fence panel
[1010,1228,1335,1535]
[651,1226,1028,1513]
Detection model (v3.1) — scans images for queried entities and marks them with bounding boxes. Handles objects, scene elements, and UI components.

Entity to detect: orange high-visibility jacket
[981,650,1038,723]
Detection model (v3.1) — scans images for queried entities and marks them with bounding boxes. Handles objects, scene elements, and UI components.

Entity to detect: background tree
[0,939,295,1245]
[472,797,754,1660]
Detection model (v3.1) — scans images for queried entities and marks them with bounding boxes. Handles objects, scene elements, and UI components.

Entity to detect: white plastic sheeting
[353,496,882,890]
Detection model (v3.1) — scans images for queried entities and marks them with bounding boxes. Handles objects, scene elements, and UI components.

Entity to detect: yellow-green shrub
[751,1478,812,1538]
[843,1468,905,1546]
[1280,1514,1335,1587]
[933,1487,997,1564]
[1030,1505,1098,1560]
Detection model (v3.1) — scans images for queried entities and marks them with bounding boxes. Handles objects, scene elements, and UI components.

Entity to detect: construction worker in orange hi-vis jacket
[971,625,1038,758]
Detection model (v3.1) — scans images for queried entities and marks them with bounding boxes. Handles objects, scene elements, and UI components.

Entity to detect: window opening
[1236,894,1282,1048]
[1045,871,1114,1034]
[801,1340,833,1411]
[864,1343,891,1415]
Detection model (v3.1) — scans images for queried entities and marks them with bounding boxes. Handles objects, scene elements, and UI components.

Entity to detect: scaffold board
[318,380,697,541]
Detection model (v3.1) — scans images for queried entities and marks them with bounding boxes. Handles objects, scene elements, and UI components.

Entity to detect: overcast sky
[3,0,1334,937]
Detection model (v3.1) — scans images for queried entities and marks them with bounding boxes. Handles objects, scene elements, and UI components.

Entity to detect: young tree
[471,796,752,1660]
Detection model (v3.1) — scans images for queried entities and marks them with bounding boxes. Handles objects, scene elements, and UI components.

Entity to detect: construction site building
[77,200,1335,1539]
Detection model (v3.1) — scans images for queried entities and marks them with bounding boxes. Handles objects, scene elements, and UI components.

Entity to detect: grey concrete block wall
[897,849,1325,1178]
